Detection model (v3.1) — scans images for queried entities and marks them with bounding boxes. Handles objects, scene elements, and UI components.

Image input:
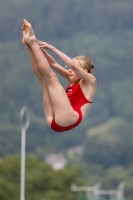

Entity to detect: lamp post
[20,106,30,200]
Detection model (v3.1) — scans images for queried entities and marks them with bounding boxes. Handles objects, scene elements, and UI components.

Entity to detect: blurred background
[0,0,133,199]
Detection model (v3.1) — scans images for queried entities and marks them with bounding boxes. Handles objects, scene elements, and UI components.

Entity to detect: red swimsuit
[51,82,93,132]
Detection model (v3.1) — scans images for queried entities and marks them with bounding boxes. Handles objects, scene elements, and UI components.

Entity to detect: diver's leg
[26,45,54,126]
[22,19,78,126]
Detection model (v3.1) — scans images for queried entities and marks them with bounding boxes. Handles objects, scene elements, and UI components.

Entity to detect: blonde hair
[75,55,94,74]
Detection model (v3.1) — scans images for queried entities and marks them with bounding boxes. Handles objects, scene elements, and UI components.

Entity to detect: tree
[0,155,84,200]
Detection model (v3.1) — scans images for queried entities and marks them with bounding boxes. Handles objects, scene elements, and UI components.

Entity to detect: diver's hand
[37,40,54,50]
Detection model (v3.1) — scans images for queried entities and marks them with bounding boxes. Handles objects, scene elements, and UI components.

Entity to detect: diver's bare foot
[22,19,36,45]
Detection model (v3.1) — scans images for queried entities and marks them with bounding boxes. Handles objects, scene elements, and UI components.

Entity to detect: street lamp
[20,106,30,200]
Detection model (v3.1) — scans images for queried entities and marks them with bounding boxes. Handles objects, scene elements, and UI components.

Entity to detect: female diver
[22,19,97,132]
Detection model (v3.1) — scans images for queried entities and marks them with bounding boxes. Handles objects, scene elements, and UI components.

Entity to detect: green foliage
[0,1,133,199]
[0,156,20,200]
[1,0,133,41]
[1,155,133,200]
[0,155,84,200]
[0,31,133,157]
[0,0,133,156]
[83,118,133,168]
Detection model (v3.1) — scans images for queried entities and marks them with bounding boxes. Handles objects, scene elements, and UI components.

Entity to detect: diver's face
[68,68,80,82]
